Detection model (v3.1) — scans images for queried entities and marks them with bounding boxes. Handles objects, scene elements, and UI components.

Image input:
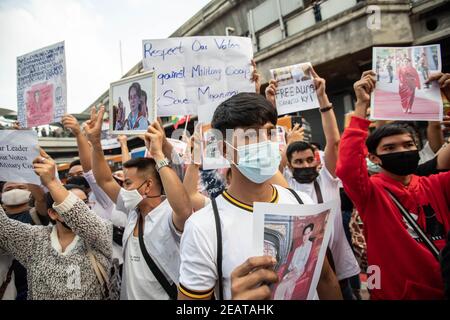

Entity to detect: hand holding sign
[32,149,57,186]
[310,68,329,107]
[62,114,81,136]
[265,79,278,108]
[426,72,450,101]
[84,106,105,145]
[354,70,377,118]
[251,60,261,94]
[231,256,278,300]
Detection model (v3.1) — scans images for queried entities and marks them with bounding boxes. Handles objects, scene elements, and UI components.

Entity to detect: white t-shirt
[178,185,314,300]
[283,166,361,280]
[116,190,181,300]
[122,235,172,300]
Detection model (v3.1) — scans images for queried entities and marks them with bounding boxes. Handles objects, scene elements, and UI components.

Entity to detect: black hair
[286,141,315,163]
[123,157,162,191]
[211,92,278,138]
[310,142,322,151]
[128,82,142,100]
[69,159,81,169]
[303,223,314,235]
[365,122,417,154]
[66,176,90,191]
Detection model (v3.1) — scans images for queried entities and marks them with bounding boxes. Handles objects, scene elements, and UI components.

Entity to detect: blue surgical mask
[226,140,281,184]
[366,158,381,174]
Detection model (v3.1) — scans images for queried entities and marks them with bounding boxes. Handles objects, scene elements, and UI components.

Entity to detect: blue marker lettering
[192,39,208,52]
[143,42,184,60]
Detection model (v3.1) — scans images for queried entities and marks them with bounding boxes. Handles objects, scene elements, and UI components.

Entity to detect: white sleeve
[328,206,361,280]
[419,141,435,165]
[178,217,217,298]
[83,170,114,210]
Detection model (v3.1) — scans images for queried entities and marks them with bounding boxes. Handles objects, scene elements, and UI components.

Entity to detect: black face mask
[376,150,420,176]
[292,167,319,184]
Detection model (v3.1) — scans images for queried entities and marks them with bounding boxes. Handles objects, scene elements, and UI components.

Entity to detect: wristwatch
[155,157,171,172]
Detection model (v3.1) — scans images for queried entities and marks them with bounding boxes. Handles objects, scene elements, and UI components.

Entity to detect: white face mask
[119,188,145,212]
[1,189,31,206]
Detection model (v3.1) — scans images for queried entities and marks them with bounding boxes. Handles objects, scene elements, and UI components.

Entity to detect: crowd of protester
[1,63,450,301]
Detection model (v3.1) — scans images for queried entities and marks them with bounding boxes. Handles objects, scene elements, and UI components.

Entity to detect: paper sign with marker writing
[0,130,40,185]
[17,41,67,128]
[270,62,320,115]
[142,36,255,122]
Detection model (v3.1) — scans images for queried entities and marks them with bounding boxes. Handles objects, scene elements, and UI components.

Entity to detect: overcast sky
[0,0,211,114]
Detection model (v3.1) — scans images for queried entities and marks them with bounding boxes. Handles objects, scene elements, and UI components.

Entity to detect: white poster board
[270,62,320,115]
[253,201,335,300]
[0,130,41,185]
[371,45,443,121]
[142,36,255,122]
[17,41,67,128]
[109,70,157,135]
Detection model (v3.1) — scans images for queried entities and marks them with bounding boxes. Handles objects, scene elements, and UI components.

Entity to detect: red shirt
[336,116,449,300]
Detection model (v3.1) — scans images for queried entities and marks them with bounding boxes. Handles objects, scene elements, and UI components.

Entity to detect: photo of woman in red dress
[397,57,421,114]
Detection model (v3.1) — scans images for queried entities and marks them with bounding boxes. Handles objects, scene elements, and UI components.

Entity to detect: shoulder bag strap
[138,214,177,299]
[287,188,304,204]
[0,264,14,300]
[211,196,224,300]
[384,188,440,261]
[313,181,324,204]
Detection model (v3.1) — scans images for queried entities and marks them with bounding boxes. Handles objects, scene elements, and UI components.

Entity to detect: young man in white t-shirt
[178,93,342,300]
[84,106,192,300]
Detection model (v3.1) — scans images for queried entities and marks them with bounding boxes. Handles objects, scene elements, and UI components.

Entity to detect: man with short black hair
[84,106,192,300]
[178,92,342,300]
[336,70,450,299]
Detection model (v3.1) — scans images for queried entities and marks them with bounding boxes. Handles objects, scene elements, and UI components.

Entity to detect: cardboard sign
[0,130,40,185]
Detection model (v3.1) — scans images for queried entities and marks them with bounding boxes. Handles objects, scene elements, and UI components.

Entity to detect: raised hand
[265,79,278,108]
[354,70,376,107]
[251,59,261,93]
[145,121,164,160]
[84,106,105,144]
[32,149,57,187]
[287,123,304,145]
[62,114,81,136]
[426,72,450,101]
[117,134,128,145]
[310,67,329,107]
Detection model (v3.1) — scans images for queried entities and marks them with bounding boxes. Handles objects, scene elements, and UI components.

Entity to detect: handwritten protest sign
[270,62,320,115]
[17,41,67,128]
[0,130,40,185]
[142,36,255,122]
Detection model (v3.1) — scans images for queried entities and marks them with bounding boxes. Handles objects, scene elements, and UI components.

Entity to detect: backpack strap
[211,196,224,300]
[287,188,304,204]
[138,214,177,299]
